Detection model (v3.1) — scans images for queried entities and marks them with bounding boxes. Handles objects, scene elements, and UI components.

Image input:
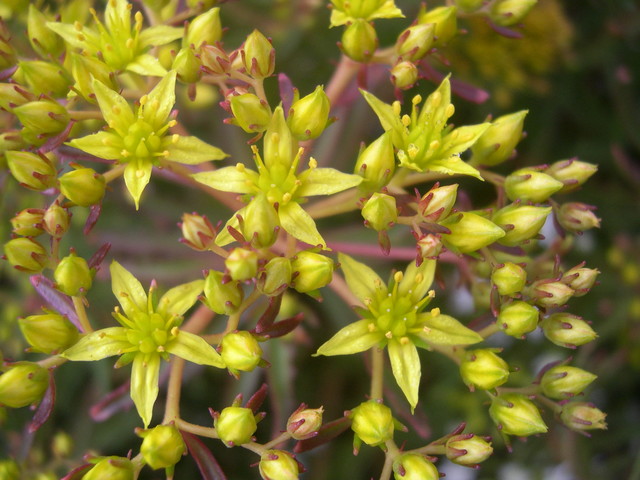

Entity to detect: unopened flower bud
[291,251,334,293]
[417,234,442,259]
[350,400,394,446]
[259,257,292,296]
[52,431,74,458]
[3,237,48,273]
[420,184,458,221]
[546,159,597,194]
[562,265,599,296]
[362,193,397,231]
[27,5,64,58]
[556,202,600,233]
[460,349,510,390]
[172,47,202,84]
[6,150,57,191]
[11,209,44,237]
[504,167,564,203]
[340,20,378,62]
[288,86,331,140]
[180,213,217,251]
[13,61,71,98]
[229,93,272,133]
[445,434,493,466]
[185,7,222,48]
[0,83,34,111]
[220,331,263,373]
[19,312,79,353]
[0,460,20,480]
[392,453,439,480]
[396,23,435,62]
[287,405,323,440]
[215,407,258,446]
[0,363,49,408]
[186,0,217,8]
[83,457,135,480]
[139,424,186,470]
[440,212,505,254]
[54,253,92,296]
[560,402,607,431]
[530,280,574,308]
[540,313,597,348]
[390,61,418,90]
[492,262,526,296]
[489,393,547,437]
[259,450,299,480]
[43,202,70,238]
[354,132,395,192]
[492,204,551,246]
[0,30,17,70]
[58,168,106,207]
[418,6,458,46]
[225,248,259,281]
[490,0,538,27]
[243,195,280,247]
[203,270,244,314]
[470,110,528,167]
[454,0,484,13]
[201,44,231,75]
[497,301,539,337]
[242,30,275,78]
[540,365,597,399]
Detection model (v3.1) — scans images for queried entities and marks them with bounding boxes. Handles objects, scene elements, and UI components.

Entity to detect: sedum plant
[0,0,606,478]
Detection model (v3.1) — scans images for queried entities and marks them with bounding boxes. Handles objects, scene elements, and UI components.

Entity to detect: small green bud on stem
[19,312,79,353]
[540,313,597,348]
[214,406,258,446]
[489,393,547,437]
[460,349,510,390]
[0,362,49,408]
[445,433,493,466]
[392,454,439,480]
[259,450,300,480]
[497,301,539,337]
[138,424,186,470]
[540,365,597,399]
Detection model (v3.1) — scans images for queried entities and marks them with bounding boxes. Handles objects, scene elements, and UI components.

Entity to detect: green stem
[261,431,292,450]
[176,418,219,439]
[242,441,267,456]
[370,347,385,401]
[305,189,359,219]
[478,323,500,339]
[68,110,104,121]
[103,164,126,184]
[379,440,401,480]
[72,296,93,333]
[163,357,185,424]
[38,355,67,369]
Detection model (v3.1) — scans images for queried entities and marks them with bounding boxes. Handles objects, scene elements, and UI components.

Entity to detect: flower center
[122,119,162,161]
[126,311,175,354]
[375,295,418,338]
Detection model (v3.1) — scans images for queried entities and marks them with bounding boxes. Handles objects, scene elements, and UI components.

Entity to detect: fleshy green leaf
[126,54,167,77]
[157,280,204,318]
[388,339,421,410]
[130,353,160,427]
[68,131,123,160]
[338,253,385,306]
[92,78,134,136]
[413,313,483,345]
[297,168,362,196]
[139,25,184,47]
[61,327,129,361]
[315,319,382,356]
[123,159,153,210]
[110,261,148,316]
[167,331,225,368]
[142,71,176,129]
[278,202,326,247]
[165,136,228,165]
[192,167,257,194]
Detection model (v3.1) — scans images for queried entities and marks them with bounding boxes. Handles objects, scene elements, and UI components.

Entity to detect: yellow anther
[308,157,318,169]
[282,192,292,203]
[139,95,148,106]
[125,38,134,49]
[161,150,169,157]
[120,149,130,157]
[430,307,440,316]
[394,271,404,283]
[407,144,419,159]
[171,326,180,336]
[429,140,440,151]
[400,336,410,345]
[422,325,432,333]
[157,346,165,352]
[235,163,245,172]
[392,101,401,116]
[412,94,422,105]
[136,169,145,178]
[385,331,393,339]
[74,21,83,31]
[367,323,377,332]
[428,290,435,298]
[250,145,259,155]
[167,120,177,128]
[445,104,455,117]
[401,114,411,127]
[171,134,179,144]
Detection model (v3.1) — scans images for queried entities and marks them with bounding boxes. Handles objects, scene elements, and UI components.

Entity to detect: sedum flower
[329,0,404,27]
[362,77,489,178]
[47,0,182,76]
[316,254,482,410]
[62,261,224,427]
[68,72,227,208]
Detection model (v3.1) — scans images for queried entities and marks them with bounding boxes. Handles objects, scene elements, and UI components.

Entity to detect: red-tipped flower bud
[259,450,299,480]
[445,434,493,466]
[6,150,57,191]
[540,313,597,348]
[225,248,259,281]
[489,393,547,437]
[215,406,258,447]
[287,405,323,440]
[560,402,607,432]
[180,213,217,251]
[220,331,263,373]
[19,312,79,354]
[497,301,539,337]
[291,251,334,293]
[460,349,510,390]
[203,270,244,315]
[350,400,394,446]
[340,20,378,63]
[10,208,44,237]
[392,453,439,480]
[54,253,92,296]
[540,365,597,399]
[491,262,527,296]
[58,168,106,207]
[3,237,48,273]
[504,167,564,203]
[138,424,186,470]
[0,362,49,408]
[288,86,331,140]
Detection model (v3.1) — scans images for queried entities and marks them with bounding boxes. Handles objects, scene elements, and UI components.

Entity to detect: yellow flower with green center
[316,254,482,410]
[62,261,225,427]
[68,71,227,208]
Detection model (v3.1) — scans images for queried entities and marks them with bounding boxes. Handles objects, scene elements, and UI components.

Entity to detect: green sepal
[157,279,204,318]
[131,353,160,427]
[123,159,153,210]
[110,261,148,316]
[315,319,383,356]
[192,167,257,194]
[126,54,167,77]
[165,136,228,165]
[93,78,134,136]
[166,330,225,368]
[297,168,362,196]
[414,313,482,345]
[215,206,246,246]
[338,252,385,305]
[68,131,123,160]
[139,25,183,48]
[388,339,420,411]
[278,201,326,247]
[61,327,129,361]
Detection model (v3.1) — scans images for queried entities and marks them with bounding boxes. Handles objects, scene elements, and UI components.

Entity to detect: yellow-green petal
[61,327,129,361]
[68,131,123,160]
[110,261,148,317]
[388,338,420,410]
[92,78,134,137]
[192,167,257,194]
[297,168,362,196]
[167,331,224,368]
[414,313,483,345]
[165,136,228,165]
[123,159,153,210]
[143,71,176,130]
[138,25,184,47]
[278,202,326,248]
[126,54,167,77]
[157,279,204,318]
[131,353,160,428]
[337,253,385,306]
[315,319,383,356]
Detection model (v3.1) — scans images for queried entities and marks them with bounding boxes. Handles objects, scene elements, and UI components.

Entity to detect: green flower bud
[362,192,397,231]
[220,331,263,373]
[172,47,202,84]
[243,195,280,247]
[460,349,510,391]
[229,93,272,133]
[470,110,528,167]
[497,301,539,337]
[417,234,442,259]
[396,23,435,62]
[530,280,574,308]
[52,431,74,458]
[139,424,186,470]
[504,167,564,203]
[0,460,20,480]
[454,0,484,13]
[445,434,493,466]
[6,150,57,191]
[390,61,418,90]
[242,30,275,78]
[13,61,71,98]
[259,257,292,296]
[340,20,378,63]
[58,168,106,207]
[83,457,135,480]
[440,212,505,254]
[19,312,79,353]
[490,0,538,27]
[560,402,607,432]
[0,28,17,70]
[492,204,551,246]
[418,6,458,46]
[225,248,259,281]
[0,363,49,408]
[540,313,597,348]
[259,450,299,480]
[540,365,597,399]
[201,44,231,75]
[185,8,222,49]
[392,453,439,480]
[287,405,323,440]
[55,253,92,296]
[354,132,395,192]
[546,159,597,194]
[492,262,527,296]
[419,184,458,221]
[291,251,334,293]
[203,270,244,314]
[27,5,64,58]
[562,265,599,296]
[43,202,70,238]
[215,407,258,446]
[556,202,600,233]
[11,208,45,237]
[180,213,217,251]
[287,86,331,140]
[489,393,547,437]
[3,237,48,273]
[0,83,34,111]
[350,400,394,446]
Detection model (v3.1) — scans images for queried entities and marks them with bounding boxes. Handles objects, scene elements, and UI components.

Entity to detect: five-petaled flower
[62,261,225,427]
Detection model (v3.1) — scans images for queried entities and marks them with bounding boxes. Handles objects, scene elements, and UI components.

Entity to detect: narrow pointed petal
[315,319,382,356]
[61,327,129,361]
[143,71,176,129]
[297,168,362,196]
[388,338,421,410]
[414,313,483,345]
[337,253,385,306]
[192,167,257,194]
[68,131,123,160]
[398,259,435,304]
[157,280,204,317]
[361,90,405,148]
[167,331,224,368]
[164,136,228,165]
[92,78,134,136]
[139,25,184,47]
[278,202,325,247]
[123,159,153,210]
[130,354,160,427]
[110,261,148,316]
[126,54,167,77]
